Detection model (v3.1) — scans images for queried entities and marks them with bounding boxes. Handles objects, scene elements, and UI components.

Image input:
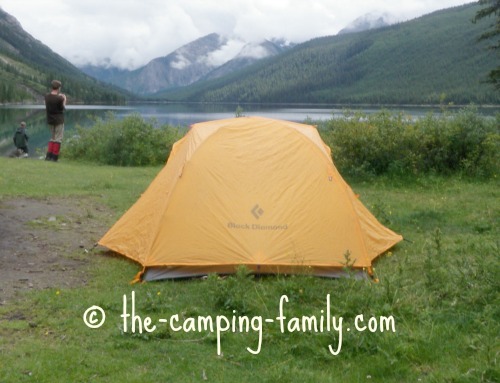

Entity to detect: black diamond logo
[251,204,264,219]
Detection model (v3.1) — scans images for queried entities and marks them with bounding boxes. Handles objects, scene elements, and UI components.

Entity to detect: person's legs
[45,126,55,160]
[52,142,61,161]
[46,124,64,161]
[51,124,64,162]
[20,145,29,157]
[53,124,64,143]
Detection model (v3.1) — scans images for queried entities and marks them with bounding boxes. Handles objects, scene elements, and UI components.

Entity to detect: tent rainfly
[98,116,403,281]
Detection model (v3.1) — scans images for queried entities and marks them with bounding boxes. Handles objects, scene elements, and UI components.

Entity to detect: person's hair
[51,80,62,90]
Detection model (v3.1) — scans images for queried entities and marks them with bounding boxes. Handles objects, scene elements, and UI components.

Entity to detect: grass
[0,158,160,213]
[0,158,498,382]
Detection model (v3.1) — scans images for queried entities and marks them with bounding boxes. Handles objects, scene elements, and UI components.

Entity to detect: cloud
[1,0,473,70]
[238,43,271,59]
[203,39,247,67]
[171,54,191,70]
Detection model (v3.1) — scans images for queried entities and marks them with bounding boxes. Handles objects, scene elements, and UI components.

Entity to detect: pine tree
[473,0,500,89]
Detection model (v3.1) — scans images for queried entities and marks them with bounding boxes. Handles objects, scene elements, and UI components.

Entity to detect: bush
[319,106,499,179]
[65,113,183,166]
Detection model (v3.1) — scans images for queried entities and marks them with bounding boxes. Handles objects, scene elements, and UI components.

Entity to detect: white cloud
[1,0,474,70]
[238,43,270,59]
[203,39,247,67]
[171,54,191,70]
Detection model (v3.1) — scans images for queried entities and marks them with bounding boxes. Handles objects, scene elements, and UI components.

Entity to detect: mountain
[5,3,496,106]
[156,3,499,105]
[338,12,395,35]
[116,33,230,94]
[202,39,294,81]
[81,34,294,95]
[0,7,128,103]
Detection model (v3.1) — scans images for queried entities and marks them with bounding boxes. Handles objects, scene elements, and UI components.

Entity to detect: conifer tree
[473,0,500,89]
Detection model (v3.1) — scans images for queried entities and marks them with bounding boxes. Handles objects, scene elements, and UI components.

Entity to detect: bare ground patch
[0,197,113,304]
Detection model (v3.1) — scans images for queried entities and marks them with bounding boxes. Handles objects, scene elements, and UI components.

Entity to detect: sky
[1,0,474,70]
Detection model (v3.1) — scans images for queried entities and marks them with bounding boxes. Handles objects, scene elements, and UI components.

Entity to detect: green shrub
[319,106,499,178]
[65,113,183,166]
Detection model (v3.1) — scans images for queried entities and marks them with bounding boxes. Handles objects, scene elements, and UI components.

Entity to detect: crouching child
[13,121,29,158]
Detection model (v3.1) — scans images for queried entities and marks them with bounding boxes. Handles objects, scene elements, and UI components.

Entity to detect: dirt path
[0,197,113,305]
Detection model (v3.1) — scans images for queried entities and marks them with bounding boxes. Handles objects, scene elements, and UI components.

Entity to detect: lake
[1,102,498,157]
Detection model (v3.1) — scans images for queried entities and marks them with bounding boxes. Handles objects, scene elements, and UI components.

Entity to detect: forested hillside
[0,8,128,104]
[159,3,499,105]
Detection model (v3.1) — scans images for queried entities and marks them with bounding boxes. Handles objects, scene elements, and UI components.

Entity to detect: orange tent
[99,116,402,281]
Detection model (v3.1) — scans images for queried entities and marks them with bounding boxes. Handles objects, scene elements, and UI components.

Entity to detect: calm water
[1,102,498,157]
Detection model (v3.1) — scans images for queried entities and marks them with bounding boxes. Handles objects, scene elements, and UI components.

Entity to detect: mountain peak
[338,11,396,35]
[80,33,295,95]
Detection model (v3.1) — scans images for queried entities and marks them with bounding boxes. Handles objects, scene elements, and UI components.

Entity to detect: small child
[13,121,29,158]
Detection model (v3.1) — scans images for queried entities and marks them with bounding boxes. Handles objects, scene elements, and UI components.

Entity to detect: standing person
[44,80,66,161]
[13,121,29,157]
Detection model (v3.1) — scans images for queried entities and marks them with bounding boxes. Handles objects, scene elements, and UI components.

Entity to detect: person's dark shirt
[45,94,65,125]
